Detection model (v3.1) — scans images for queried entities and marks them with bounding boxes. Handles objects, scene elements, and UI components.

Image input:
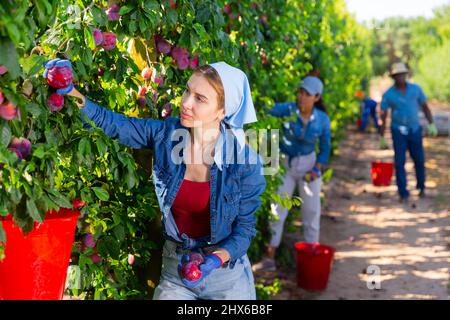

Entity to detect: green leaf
[196,4,211,24]
[129,20,137,34]
[0,38,20,79]
[0,222,6,243]
[33,146,46,159]
[74,60,87,80]
[115,59,126,83]
[44,129,59,146]
[126,168,136,190]
[0,207,9,217]
[81,48,93,69]
[5,23,21,45]
[25,102,43,116]
[113,268,126,285]
[101,236,120,260]
[27,198,44,223]
[322,168,334,183]
[117,152,131,166]
[78,253,92,270]
[35,195,49,214]
[91,6,107,26]
[78,138,92,156]
[166,8,178,27]
[119,5,135,15]
[22,54,45,76]
[103,69,114,82]
[193,23,206,36]
[138,16,148,34]
[113,225,125,242]
[0,124,12,146]
[95,137,108,155]
[47,190,72,209]
[94,288,105,300]
[34,0,51,27]
[92,187,109,201]
[143,0,159,11]
[84,28,96,51]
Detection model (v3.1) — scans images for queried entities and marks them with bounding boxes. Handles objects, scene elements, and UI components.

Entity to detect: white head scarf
[210,62,257,170]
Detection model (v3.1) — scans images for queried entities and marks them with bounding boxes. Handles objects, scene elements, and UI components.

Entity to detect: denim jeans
[391,126,425,198]
[153,241,256,300]
[360,106,379,131]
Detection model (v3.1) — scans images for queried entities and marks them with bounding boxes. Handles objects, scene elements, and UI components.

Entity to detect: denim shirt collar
[214,121,243,170]
[175,120,233,170]
[295,106,318,124]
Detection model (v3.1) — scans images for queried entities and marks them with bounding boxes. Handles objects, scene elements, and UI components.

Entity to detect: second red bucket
[371,161,394,186]
[295,242,335,291]
[356,118,362,129]
[0,209,80,300]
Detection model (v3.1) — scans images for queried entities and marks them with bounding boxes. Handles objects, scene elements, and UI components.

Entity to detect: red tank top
[171,179,211,239]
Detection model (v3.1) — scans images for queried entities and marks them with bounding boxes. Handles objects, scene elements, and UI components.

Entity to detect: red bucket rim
[1,209,80,221]
[371,161,393,165]
[295,242,335,255]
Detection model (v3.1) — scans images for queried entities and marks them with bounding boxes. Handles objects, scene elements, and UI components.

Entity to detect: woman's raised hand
[43,58,86,108]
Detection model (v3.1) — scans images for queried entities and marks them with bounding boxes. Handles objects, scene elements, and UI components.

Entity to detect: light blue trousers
[153,240,256,300]
[269,152,322,246]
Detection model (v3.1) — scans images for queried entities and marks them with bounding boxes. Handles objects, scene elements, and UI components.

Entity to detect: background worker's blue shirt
[80,99,266,267]
[362,98,377,115]
[268,102,331,165]
[381,82,427,131]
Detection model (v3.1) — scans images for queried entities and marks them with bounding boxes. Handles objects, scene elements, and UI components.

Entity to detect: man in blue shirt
[379,62,438,202]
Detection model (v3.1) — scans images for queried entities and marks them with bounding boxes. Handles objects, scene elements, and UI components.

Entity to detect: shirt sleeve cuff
[209,253,223,267]
[79,98,99,119]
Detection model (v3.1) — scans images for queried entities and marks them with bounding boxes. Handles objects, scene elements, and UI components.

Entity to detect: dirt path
[255,104,450,300]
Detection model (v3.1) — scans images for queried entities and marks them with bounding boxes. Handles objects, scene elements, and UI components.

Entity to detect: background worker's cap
[300,76,323,95]
[390,62,409,76]
[354,90,365,98]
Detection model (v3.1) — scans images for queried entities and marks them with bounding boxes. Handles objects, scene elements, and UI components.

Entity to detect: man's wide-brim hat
[390,62,409,76]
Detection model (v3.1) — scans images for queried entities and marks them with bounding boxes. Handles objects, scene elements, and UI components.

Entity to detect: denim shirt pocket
[223,190,240,227]
[153,164,172,197]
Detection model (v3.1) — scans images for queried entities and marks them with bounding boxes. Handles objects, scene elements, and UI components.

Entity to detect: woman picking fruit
[43,59,266,299]
[252,76,331,272]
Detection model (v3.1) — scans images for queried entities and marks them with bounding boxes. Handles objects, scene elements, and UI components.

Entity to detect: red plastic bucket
[356,118,362,129]
[295,242,335,291]
[371,161,394,186]
[0,209,80,300]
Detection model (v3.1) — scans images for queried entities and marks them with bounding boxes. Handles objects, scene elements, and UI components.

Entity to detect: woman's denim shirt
[81,99,266,267]
[269,102,331,165]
